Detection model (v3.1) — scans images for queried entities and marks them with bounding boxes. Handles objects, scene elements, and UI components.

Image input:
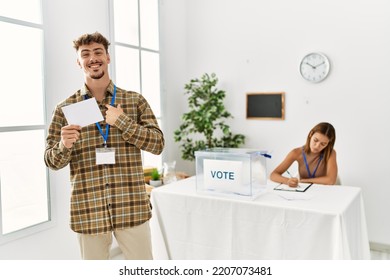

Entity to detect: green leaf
[174,73,246,161]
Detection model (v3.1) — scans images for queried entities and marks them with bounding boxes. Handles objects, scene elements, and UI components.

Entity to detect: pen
[286,170,300,188]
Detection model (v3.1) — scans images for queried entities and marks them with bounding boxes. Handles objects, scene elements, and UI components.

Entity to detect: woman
[270,122,337,187]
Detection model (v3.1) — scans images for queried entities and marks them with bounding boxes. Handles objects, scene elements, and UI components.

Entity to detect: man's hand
[105,104,124,126]
[61,124,81,149]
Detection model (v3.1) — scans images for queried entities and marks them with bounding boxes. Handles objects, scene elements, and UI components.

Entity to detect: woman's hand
[287,177,299,187]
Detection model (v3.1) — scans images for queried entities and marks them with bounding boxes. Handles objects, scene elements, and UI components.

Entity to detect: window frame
[0,5,54,245]
[108,0,163,170]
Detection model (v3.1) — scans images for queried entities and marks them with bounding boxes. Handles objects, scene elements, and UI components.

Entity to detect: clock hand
[314,61,325,68]
[305,62,315,69]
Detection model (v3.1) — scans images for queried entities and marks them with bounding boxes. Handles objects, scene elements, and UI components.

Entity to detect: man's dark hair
[73,32,110,53]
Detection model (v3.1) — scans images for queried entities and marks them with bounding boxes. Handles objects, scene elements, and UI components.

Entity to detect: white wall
[160,0,390,246]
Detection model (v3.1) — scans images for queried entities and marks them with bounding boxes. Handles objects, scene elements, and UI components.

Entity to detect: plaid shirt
[44,81,164,234]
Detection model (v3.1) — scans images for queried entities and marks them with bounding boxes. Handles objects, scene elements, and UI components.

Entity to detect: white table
[150,177,370,260]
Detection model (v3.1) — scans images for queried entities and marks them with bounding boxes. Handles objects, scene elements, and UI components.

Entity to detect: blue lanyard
[84,85,117,147]
[302,147,323,178]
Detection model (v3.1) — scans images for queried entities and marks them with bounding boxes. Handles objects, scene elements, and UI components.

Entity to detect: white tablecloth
[150,177,370,260]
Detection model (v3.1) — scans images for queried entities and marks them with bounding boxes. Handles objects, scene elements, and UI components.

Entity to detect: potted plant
[174,73,245,161]
[149,168,162,187]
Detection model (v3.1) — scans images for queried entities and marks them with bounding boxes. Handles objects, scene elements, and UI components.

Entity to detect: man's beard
[90,71,105,80]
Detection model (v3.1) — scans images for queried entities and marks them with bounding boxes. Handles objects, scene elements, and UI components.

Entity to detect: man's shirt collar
[80,80,115,98]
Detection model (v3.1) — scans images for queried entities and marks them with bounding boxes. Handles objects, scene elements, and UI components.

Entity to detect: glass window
[113,0,139,46]
[111,0,162,170]
[0,0,50,243]
[140,0,159,50]
[141,51,161,117]
[0,130,49,235]
[114,46,141,93]
[0,22,44,127]
[0,0,41,24]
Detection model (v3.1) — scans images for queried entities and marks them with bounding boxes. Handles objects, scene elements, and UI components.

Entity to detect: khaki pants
[77,221,153,260]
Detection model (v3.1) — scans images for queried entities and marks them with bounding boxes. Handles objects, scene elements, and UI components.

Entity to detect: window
[0,0,51,243]
[110,0,162,170]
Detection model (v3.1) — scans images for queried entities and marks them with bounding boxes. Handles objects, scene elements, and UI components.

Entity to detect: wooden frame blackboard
[246,92,285,120]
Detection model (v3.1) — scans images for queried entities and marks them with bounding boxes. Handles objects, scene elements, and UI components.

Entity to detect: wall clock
[299,52,330,83]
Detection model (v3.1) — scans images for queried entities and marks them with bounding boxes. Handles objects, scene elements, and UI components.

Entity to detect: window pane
[0,21,44,127]
[141,51,161,117]
[115,46,140,92]
[0,130,49,235]
[140,0,159,50]
[112,0,162,170]
[0,0,41,24]
[113,0,139,46]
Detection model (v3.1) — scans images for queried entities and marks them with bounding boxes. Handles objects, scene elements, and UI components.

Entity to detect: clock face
[299,53,330,83]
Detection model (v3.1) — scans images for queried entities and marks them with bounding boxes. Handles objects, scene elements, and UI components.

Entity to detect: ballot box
[195,148,269,200]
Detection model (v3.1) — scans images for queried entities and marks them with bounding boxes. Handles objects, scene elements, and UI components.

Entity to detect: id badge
[96,148,116,165]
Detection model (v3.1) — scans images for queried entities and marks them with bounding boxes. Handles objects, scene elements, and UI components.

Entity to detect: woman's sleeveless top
[299,148,326,179]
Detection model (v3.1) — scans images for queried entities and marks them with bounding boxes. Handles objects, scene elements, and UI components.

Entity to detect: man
[44,32,164,260]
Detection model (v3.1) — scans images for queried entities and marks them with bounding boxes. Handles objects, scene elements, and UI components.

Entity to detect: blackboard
[246,92,285,120]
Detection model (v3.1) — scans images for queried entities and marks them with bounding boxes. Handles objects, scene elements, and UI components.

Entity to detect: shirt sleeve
[115,94,164,155]
[44,105,73,170]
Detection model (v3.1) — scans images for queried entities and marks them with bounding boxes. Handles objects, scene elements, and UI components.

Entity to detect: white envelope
[61,97,104,127]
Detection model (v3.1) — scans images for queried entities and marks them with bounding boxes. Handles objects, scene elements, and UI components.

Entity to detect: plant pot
[149,180,162,187]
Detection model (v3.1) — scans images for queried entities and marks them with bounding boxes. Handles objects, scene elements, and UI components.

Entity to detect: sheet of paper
[61,97,104,127]
[274,182,313,192]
